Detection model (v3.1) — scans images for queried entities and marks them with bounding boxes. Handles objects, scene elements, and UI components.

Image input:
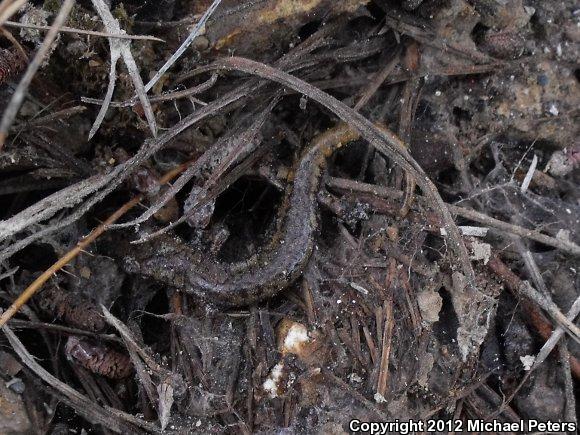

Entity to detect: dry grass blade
[559,343,577,425]
[0,161,189,327]
[0,173,111,243]
[143,0,222,93]
[516,240,550,296]
[17,105,86,128]
[0,0,75,151]
[101,306,181,431]
[87,39,120,139]
[89,0,157,139]
[3,20,165,41]
[354,49,400,111]
[532,297,580,371]
[100,306,158,404]
[204,56,477,297]
[376,299,394,398]
[82,73,217,107]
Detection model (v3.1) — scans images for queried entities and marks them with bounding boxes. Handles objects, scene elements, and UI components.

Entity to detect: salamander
[124,124,361,306]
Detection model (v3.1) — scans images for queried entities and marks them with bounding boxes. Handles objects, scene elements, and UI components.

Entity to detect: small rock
[545,150,574,177]
[520,355,535,371]
[470,240,492,264]
[374,392,387,403]
[5,378,25,394]
[417,289,443,323]
[536,74,549,86]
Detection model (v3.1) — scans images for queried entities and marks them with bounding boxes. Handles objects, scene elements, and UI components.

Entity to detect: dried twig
[353,48,400,110]
[396,68,421,217]
[421,373,492,419]
[376,299,394,398]
[301,278,316,324]
[450,205,580,256]
[515,240,550,297]
[487,255,580,379]
[362,325,378,364]
[143,0,222,93]
[517,281,580,342]
[321,368,388,420]
[507,239,580,340]
[100,308,156,404]
[89,0,156,139]
[488,254,580,340]
[0,0,75,150]
[560,343,577,426]
[520,154,537,193]
[81,73,217,107]
[7,318,122,343]
[101,306,182,431]
[3,20,165,41]
[16,105,86,128]
[0,266,18,281]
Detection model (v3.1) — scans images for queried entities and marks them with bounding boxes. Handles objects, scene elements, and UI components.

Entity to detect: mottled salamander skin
[127,125,360,306]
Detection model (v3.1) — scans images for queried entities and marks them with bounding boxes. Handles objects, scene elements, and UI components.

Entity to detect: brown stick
[487,255,580,379]
[376,299,394,398]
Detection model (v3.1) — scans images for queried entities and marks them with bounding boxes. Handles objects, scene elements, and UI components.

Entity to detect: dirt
[0,0,578,434]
